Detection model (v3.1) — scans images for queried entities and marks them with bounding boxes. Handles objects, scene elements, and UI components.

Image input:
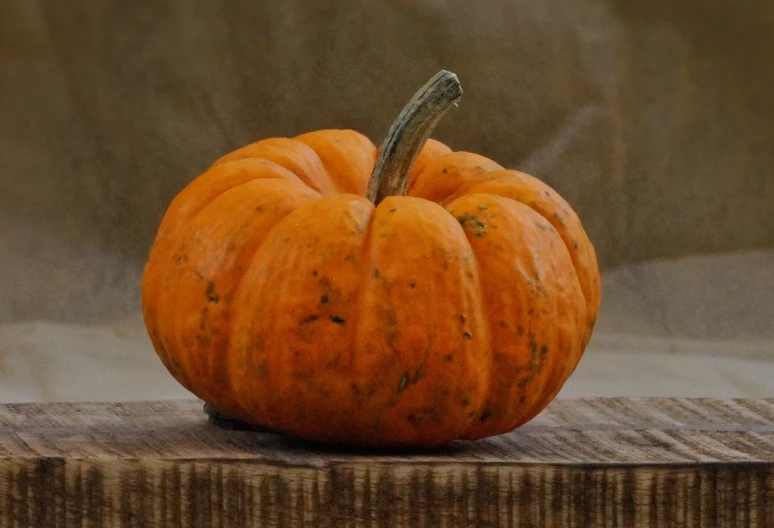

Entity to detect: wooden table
[1,398,772,527]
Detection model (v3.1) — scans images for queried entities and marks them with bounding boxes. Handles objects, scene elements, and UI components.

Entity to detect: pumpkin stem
[366,70,463,205]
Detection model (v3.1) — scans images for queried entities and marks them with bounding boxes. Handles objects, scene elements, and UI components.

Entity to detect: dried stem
[365,70,463,205]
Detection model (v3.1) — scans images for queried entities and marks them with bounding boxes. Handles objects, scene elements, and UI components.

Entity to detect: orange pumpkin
[141,71,601,446]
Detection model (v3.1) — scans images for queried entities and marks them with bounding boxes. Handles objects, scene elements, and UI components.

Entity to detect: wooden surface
[1,398,773,527]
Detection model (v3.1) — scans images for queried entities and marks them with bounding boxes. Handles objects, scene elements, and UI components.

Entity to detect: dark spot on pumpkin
[520,394,527,404]
[535,222,547,231]
[528,333,538,354]
[517,325,525,336]
[477,205,488,212]
[549,226,557,233]
[199,308,208,331]
[460,314,466,323]
[312,270,318,277]
[329,315,346,325]
[544,191,550,197]
[442,168,448,174]
[457,215,486,229]
[499,321,507,328]
[389,208,397,213]
[461,396,472,407]
[457,214,487,238]
[463,331,473,340]
[397,372,410,394]
[527,308,535,315]
[406,413,422,425]
[444,353,454,362]
[372,268,381,278]
[573,241,579,249]
[480,409,493,423]
[409,282,416,288]
[255,358,269,377]
[320,294,329,304]
[205,282,219,303]
[474,165,483,170]
[300,314,319,325]
[255,205,263,212]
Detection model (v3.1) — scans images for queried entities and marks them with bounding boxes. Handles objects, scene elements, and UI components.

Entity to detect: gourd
[141,71,601,447]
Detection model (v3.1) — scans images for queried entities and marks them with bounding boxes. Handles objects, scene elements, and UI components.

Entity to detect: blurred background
[1,0,772,402]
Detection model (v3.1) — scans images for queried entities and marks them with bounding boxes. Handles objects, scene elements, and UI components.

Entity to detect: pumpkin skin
[141,73,601,446]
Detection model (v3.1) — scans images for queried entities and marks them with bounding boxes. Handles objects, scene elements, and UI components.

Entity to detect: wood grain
[1,397,772,527]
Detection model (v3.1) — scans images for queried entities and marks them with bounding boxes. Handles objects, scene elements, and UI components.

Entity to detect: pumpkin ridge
[212,137,338,195]
[295,129,378,196]
[488,189,594,321]
[448,210,494,436]
[140,158,313,375]
[408,151,504,204]
[154,178,320,417]
[454,174,601,341]
[447,192,587,439]
[226,195,375,438]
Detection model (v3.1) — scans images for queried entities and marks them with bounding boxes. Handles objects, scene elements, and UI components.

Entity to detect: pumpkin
[141,71,601,447]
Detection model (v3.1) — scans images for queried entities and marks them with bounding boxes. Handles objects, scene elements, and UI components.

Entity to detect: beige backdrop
[1,0,772,401]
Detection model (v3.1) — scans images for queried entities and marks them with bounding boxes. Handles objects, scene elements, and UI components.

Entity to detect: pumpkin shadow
[203,403,467,458]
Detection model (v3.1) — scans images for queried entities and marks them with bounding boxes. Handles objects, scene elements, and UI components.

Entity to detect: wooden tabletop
[1,397,772,527]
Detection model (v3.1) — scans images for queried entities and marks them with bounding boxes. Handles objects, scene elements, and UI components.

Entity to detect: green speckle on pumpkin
[300,314,319,325]
[398,372,410,393]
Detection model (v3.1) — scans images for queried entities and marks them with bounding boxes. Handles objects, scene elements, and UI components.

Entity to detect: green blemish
[463,331,473,340]
[300,314,319,325]
[205,282,219,304]
[457,214,487,238]
[398,372,410,393]
[406,414,422,425]
[457,215,486,229]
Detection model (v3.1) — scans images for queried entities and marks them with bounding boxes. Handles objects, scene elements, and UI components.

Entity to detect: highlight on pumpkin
[140,70,600,447]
